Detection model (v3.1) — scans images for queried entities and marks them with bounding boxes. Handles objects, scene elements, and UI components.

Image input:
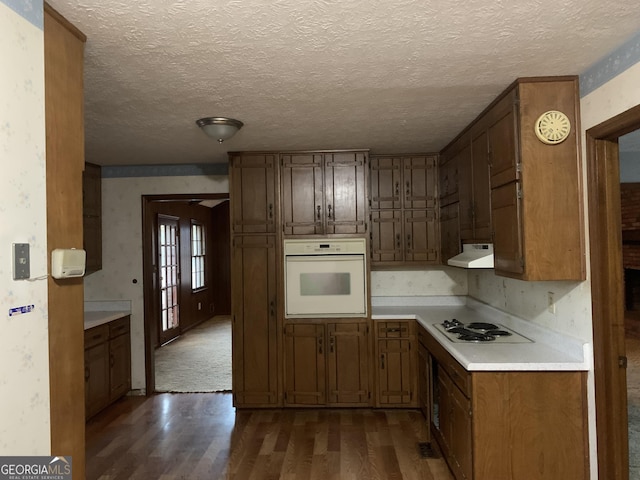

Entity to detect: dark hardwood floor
[86,393,454,479]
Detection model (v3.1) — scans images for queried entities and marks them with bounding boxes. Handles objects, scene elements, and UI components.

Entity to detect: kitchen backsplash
[370,267,468,297]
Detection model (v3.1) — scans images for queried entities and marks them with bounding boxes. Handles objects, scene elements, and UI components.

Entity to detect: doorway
[587,104,640,480]
[142,193,231,394]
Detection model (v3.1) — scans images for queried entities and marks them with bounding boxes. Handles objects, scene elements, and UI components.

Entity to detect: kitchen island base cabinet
[84,315,131,420]
[284,321,370,407]
[426,324,589,480]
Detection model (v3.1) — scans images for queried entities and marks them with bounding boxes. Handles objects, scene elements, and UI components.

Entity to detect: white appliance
[284,238,367,318]
[51,248,86,279]
[447,243,494,269]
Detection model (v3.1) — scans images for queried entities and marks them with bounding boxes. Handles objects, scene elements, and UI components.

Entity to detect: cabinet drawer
[109,316,130,338]
[85,324,109,349]
[377,320,413,338]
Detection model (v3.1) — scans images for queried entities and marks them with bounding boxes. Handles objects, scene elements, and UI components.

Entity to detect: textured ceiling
[46,0,640,166]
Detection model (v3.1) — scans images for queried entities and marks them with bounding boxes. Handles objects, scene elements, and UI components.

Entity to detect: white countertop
[371,297,590,372]
[84,300,131,330]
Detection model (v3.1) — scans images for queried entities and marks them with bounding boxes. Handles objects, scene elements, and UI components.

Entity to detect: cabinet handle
[317,205,321,220]
[270,300,275,317]
[407,234,412,249]
[381,353,385,370]
[395,181,399,196]
[330,336,334,353]
[396,233,401,249]
[318,337,323,354]
[406,181,410,197]
[327,204,332,219]
[268,203,273,219]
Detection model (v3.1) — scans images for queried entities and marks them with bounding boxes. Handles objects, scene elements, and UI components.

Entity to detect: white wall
[83,175,229,390]
[0,1,51,454]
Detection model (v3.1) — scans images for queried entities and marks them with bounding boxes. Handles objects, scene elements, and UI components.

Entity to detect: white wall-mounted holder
[51,248,86,279]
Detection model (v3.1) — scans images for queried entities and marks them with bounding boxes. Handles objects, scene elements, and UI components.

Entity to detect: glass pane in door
[158,216,180,341]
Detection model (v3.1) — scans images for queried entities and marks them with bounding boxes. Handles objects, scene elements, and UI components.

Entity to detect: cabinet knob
[395,181,399,197]
[317,205,321,220]
[270,300,275,317]
[329,336,335,353]
[318,337,323,354]
[381,353,385,370]
[407,234,412,249]
[327,204,332,219]
[396,233,401,249]
[406,181,410,197]
[268,203,273,219]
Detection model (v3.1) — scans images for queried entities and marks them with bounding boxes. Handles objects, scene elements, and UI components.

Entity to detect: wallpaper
[0,1,50,454]
[83,175,229,390]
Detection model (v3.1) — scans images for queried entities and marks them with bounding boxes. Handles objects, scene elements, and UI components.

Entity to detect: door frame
[586,103,640,480]
[142,193,228,395]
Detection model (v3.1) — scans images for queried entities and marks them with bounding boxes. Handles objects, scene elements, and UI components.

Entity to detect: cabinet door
[230,154,278,234]
[109,333,131,401]
[456,142,474,241]
[440,203,460,264]
[491,182,524,276]
[436,365,452,453]
[439,154,459,207]
[450,382,473,480]
[324,151,368,234]
[404,209,438,263]
[326,322,369,405]
[231,235,279,406]
[370,210,403,263]
[281,153,324,235]
[83,163,102,272]
[471,129,492,241]
[377,338,415,406]
[370,156,402,209]
[403,155,437,209]
[488,89,519,189]
[418,340,431,425]
[85,342,110,419]
[284,323,325,405]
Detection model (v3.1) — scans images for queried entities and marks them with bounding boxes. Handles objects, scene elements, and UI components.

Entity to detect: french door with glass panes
[158,215,181,344]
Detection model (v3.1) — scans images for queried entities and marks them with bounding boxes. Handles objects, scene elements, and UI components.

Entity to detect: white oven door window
[285,255,366,317]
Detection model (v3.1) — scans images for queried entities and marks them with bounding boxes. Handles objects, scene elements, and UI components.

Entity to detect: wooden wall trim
[44,3,86,42]
[585,104,640,480]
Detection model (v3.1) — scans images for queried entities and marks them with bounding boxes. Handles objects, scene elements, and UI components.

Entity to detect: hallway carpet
[628,336,640,479]
[155,316,232,393]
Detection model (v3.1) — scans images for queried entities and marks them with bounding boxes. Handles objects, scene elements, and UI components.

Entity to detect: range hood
[447,243,494,269]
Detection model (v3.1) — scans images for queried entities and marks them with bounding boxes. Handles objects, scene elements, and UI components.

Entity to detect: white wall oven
[284,238,367,318]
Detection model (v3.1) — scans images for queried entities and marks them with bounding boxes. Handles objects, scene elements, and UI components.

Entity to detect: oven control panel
[283,238,367,255]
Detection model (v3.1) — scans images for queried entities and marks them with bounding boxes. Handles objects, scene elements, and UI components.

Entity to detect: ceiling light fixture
[196,117,244,143]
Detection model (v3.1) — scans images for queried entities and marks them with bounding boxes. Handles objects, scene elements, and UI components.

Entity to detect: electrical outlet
[547,292,556,314]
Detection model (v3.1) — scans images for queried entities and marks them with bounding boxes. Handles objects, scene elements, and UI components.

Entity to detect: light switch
[13,243,30,280]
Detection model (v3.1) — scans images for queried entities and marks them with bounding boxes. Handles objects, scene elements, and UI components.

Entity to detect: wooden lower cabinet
[231,235,279,407]
[374,320,418,407]
[423,325,589,480]
[284,320,370,407]
[84,316,131,420]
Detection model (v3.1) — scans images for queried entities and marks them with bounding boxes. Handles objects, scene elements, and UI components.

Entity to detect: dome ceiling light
[196,117,244,143]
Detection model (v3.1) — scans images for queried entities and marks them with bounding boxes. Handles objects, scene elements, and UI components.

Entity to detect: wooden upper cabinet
[281,150,368,236]
[439,154,459,207]
[489,78,584,281]
[370,154,439,267]
[229,153,278,234]
[440,202,460,264]
[487,88,518,189]
[470,129,492,241]
[324,152,368,234]
[83,162,102,273]
[403,156,437,209]
[370,156,402,210]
